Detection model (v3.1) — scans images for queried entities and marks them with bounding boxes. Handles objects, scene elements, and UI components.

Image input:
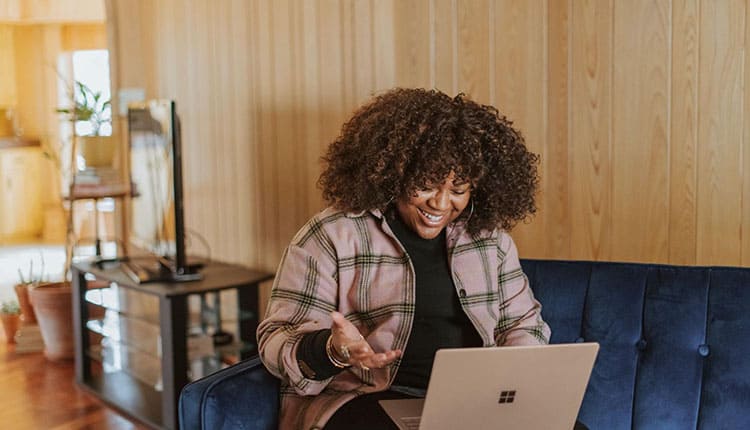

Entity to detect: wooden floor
[0,333,149,430]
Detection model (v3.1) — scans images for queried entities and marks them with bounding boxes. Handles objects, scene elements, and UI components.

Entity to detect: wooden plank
[394,0,430,88]
[301,1,324,216]
[569,0,613,261]
[432,0,456,94]
[546,0,571,260]
[745,0,750,266]
[493,0,547,257]
[669,0,699,265]
[457,0,490,104]
[255,0,282,269]
[0,25,15,107]
[696,0,744,265]
[61,23,106,51]
[611,0,670,263]
[372,0,396,93]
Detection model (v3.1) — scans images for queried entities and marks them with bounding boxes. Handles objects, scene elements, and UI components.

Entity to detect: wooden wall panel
[546,0,571,259]
[457,0,490,105]
[61,23,105,50]
[394,0,430,88]
[611,0,670,262]
[107,0,750,278]
[492,0,547,257]
[697,0,745,265]
[0,25,16,107]
[568,0,613,261]
[745,0,750,267]
[669,0,699,265]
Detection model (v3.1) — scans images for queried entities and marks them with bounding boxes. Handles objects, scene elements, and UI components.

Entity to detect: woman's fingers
[330,311,361,340]
[329,311,402,369]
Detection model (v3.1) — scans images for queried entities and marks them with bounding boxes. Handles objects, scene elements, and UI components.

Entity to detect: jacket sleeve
[256,220,340,396]
[494,232,551,346]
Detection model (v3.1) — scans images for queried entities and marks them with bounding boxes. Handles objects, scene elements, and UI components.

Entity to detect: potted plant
[1,300,21,344]
[56,79,114,167]
[15,258,73,360]
[29,280,74,360]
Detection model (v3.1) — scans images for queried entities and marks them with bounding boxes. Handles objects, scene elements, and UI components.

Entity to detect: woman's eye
[452,187,470,195]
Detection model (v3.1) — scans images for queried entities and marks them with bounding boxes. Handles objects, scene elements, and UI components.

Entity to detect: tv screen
[127,100,200,281]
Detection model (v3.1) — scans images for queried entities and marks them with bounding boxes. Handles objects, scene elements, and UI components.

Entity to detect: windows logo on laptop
[498,389,516,404]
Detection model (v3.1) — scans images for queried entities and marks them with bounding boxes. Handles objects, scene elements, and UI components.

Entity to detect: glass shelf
[86,311,161,357]
[89,339,163,391]
[85,286,160,324]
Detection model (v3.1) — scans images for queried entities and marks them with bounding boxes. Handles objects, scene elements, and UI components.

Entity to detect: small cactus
[0,300,20,315]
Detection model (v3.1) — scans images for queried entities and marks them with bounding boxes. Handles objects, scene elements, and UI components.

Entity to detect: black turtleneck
[388,211,483,389]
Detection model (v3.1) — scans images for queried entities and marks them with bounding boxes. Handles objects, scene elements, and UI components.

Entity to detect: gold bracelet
[326,335,351,368]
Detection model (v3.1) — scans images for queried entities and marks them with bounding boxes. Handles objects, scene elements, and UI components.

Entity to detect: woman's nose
[428,189,450,210]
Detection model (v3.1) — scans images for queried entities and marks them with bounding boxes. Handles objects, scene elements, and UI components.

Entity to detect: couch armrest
[179,356,280,430]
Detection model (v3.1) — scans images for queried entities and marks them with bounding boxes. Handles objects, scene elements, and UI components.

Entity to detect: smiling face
[395,171,472,239]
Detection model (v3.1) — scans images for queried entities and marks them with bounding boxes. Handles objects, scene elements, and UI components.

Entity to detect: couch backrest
[521,259,750,430]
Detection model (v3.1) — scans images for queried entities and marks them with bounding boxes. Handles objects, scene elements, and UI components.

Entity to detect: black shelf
[72,260,273,430]
[84,368,163,429]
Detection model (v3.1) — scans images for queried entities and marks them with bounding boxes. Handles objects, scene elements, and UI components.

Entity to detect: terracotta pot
[14,284,37,324]
[1,313,20,344]
[29,282,73,361]
[79,135,116,168]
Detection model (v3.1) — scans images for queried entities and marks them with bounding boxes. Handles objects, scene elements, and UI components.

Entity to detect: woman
[257,88,550,429]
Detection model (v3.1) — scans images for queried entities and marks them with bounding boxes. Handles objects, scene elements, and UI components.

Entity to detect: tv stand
[71,259,273,430]
[110,256,204,284]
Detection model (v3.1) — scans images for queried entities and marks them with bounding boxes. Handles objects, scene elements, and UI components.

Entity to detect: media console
[71,258,273,430]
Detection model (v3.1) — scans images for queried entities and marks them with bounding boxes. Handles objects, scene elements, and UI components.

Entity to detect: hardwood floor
[0,333,149,430]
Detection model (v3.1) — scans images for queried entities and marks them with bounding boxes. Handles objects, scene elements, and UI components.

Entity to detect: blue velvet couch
[179,259,750,429]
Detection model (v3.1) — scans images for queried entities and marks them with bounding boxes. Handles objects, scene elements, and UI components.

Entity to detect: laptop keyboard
[400,416,421,430]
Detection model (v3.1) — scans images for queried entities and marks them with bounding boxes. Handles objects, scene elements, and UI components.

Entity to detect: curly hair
[318,88,539,235]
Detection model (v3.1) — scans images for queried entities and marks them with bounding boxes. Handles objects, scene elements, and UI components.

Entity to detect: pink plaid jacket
[257,208,550,429]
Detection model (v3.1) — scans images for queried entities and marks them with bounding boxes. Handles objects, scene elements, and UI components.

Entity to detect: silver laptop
[379,342,599,430]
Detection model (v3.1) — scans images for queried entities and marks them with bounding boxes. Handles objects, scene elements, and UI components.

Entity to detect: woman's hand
[330,311,402,370]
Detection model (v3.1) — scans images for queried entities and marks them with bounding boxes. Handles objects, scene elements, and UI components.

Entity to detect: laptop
[379,342,599,430]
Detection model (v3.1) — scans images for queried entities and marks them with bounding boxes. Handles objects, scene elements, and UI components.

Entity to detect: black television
[127,100,202,282]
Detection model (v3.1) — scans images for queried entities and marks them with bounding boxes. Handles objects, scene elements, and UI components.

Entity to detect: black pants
[323,391,590,430]
[324,391,416,430]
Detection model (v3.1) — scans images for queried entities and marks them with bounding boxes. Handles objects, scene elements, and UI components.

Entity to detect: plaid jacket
[257,208,550,430]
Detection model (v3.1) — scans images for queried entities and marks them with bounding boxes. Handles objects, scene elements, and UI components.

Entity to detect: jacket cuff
[295,328,343,380]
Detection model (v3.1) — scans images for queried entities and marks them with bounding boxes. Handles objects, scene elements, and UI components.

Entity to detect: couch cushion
[522,260,750,430]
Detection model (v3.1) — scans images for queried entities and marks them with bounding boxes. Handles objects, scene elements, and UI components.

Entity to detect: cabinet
[0,139,42,239]
[71,259,273,430]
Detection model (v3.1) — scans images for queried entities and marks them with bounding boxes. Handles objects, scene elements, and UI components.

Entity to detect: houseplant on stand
[28,79,114,361]
[56,80,113,168]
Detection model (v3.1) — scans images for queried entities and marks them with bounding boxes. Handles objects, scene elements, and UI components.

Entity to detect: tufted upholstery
[179,260,750,430]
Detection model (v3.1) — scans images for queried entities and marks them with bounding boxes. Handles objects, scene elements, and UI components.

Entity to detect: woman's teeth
[419,208,443,222]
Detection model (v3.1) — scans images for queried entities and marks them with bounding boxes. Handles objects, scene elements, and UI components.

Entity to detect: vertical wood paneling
[255,0,281,265]
[670,0,699,265]
[432,0,456,94]
[492,0,547,256]
[61,24,105,50]
[457,0,490,104]
[300,0,323,216]
[394,0,430,87]
[0,25,16,107]
[546,0,571,259]
[697,0,745,265]
[372,0,396,92]
[611,0,670,262]
[107,0,750,276]
[569,0,613,261]
[744,0,750,266]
